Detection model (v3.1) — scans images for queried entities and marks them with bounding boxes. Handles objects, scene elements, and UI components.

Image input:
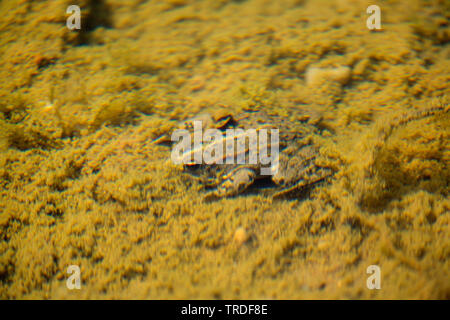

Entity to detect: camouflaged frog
[170,108,333,201]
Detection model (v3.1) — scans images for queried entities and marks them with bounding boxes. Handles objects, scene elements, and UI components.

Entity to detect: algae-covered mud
[0,0,449,299]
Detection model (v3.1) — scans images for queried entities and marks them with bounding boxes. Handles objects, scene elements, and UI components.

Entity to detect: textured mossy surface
[0,0,449,299]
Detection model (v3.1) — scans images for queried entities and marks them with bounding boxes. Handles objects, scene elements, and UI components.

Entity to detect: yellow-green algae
[0,0,449,299]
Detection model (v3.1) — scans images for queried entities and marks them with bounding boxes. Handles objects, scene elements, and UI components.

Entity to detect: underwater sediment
[0,0,449,299]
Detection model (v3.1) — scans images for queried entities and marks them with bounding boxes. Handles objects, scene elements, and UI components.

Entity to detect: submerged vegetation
[0,0,449,299]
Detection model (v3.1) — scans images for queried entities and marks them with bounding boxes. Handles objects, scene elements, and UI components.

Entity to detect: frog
[169,108,333,201]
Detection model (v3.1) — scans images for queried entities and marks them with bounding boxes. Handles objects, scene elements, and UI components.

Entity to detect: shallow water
[0,0,448,299]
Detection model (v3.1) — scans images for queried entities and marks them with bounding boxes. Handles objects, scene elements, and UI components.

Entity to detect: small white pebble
[306,66,351,87]
[233,227,248,246]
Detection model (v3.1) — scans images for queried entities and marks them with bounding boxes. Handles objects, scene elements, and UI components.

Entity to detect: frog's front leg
[204,167,257,201]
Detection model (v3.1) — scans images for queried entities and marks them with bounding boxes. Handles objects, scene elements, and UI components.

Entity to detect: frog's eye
[215,116,231,129]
